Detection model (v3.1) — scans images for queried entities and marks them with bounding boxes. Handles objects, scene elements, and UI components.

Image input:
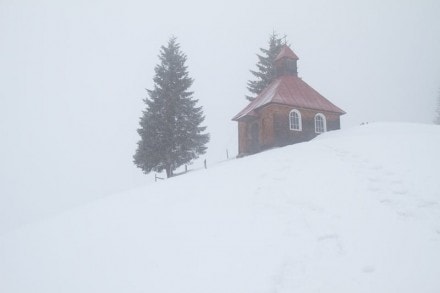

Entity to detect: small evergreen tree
[134,37,209,178]
[435,89,440,125]
[246,31,286,101]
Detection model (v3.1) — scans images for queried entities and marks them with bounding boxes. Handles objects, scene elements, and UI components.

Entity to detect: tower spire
[274,45,299,77]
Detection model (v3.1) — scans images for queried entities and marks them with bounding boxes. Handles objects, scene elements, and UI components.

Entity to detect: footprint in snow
[317,233,345,255]
[362,265,376,273]
[317,233,339,241]
[417,200,438,208]
[367,183,382,192]
[380,198,393,204]
[397,210,414,218]
[384,170,395,176]
[367,176,380,182]
[370,164,383,171]
[391,182,408,195]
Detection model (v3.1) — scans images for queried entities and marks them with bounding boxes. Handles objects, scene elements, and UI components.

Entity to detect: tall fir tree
[246,32,286,101]
[133,37,209,178]
[435,88,440,125]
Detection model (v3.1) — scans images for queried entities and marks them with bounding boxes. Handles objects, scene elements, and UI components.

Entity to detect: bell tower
[274,45,299,77]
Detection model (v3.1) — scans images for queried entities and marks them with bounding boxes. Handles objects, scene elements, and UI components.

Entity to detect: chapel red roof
[274,45,299,61]
[232,75,346,121]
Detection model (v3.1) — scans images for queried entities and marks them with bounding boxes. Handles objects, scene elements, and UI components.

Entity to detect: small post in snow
[155,174,164,182]
[204,159,207,169]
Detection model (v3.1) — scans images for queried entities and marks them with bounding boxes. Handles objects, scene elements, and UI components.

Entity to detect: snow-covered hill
[1,122,440,293]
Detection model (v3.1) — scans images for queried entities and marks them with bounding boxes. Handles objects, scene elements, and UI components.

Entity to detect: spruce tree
[246,32,286,101]
[133,37,209,178]
[435,89,440,125]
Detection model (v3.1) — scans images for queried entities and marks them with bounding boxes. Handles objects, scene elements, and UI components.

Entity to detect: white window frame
[315,113,327,133]
[289,109,302,131]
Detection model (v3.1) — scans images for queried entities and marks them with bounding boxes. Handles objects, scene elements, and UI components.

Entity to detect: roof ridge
[275,45,299,61]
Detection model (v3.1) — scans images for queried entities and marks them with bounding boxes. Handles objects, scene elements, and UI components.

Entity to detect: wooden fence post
[155,174,164,182]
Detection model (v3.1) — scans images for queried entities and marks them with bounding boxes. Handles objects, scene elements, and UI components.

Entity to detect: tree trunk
[165,166,173,178]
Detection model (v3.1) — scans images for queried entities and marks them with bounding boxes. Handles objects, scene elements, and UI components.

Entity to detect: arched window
[289,109,302,131]
[315,113,327,133]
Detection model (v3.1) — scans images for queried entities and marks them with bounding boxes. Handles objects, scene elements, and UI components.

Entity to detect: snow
[1,122,440,293]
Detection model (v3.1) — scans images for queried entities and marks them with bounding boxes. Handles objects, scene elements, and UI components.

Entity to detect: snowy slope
[1,122,440,293]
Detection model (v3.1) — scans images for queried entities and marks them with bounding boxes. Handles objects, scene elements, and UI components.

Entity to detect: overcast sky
[1,0,439,233]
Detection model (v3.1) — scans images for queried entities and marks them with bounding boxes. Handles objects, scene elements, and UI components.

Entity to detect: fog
[1,0,439,233]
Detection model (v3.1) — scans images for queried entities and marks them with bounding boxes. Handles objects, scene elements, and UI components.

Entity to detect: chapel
[232,45,345,156]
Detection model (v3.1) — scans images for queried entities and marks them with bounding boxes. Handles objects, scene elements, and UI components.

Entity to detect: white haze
[0,0,439,233]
